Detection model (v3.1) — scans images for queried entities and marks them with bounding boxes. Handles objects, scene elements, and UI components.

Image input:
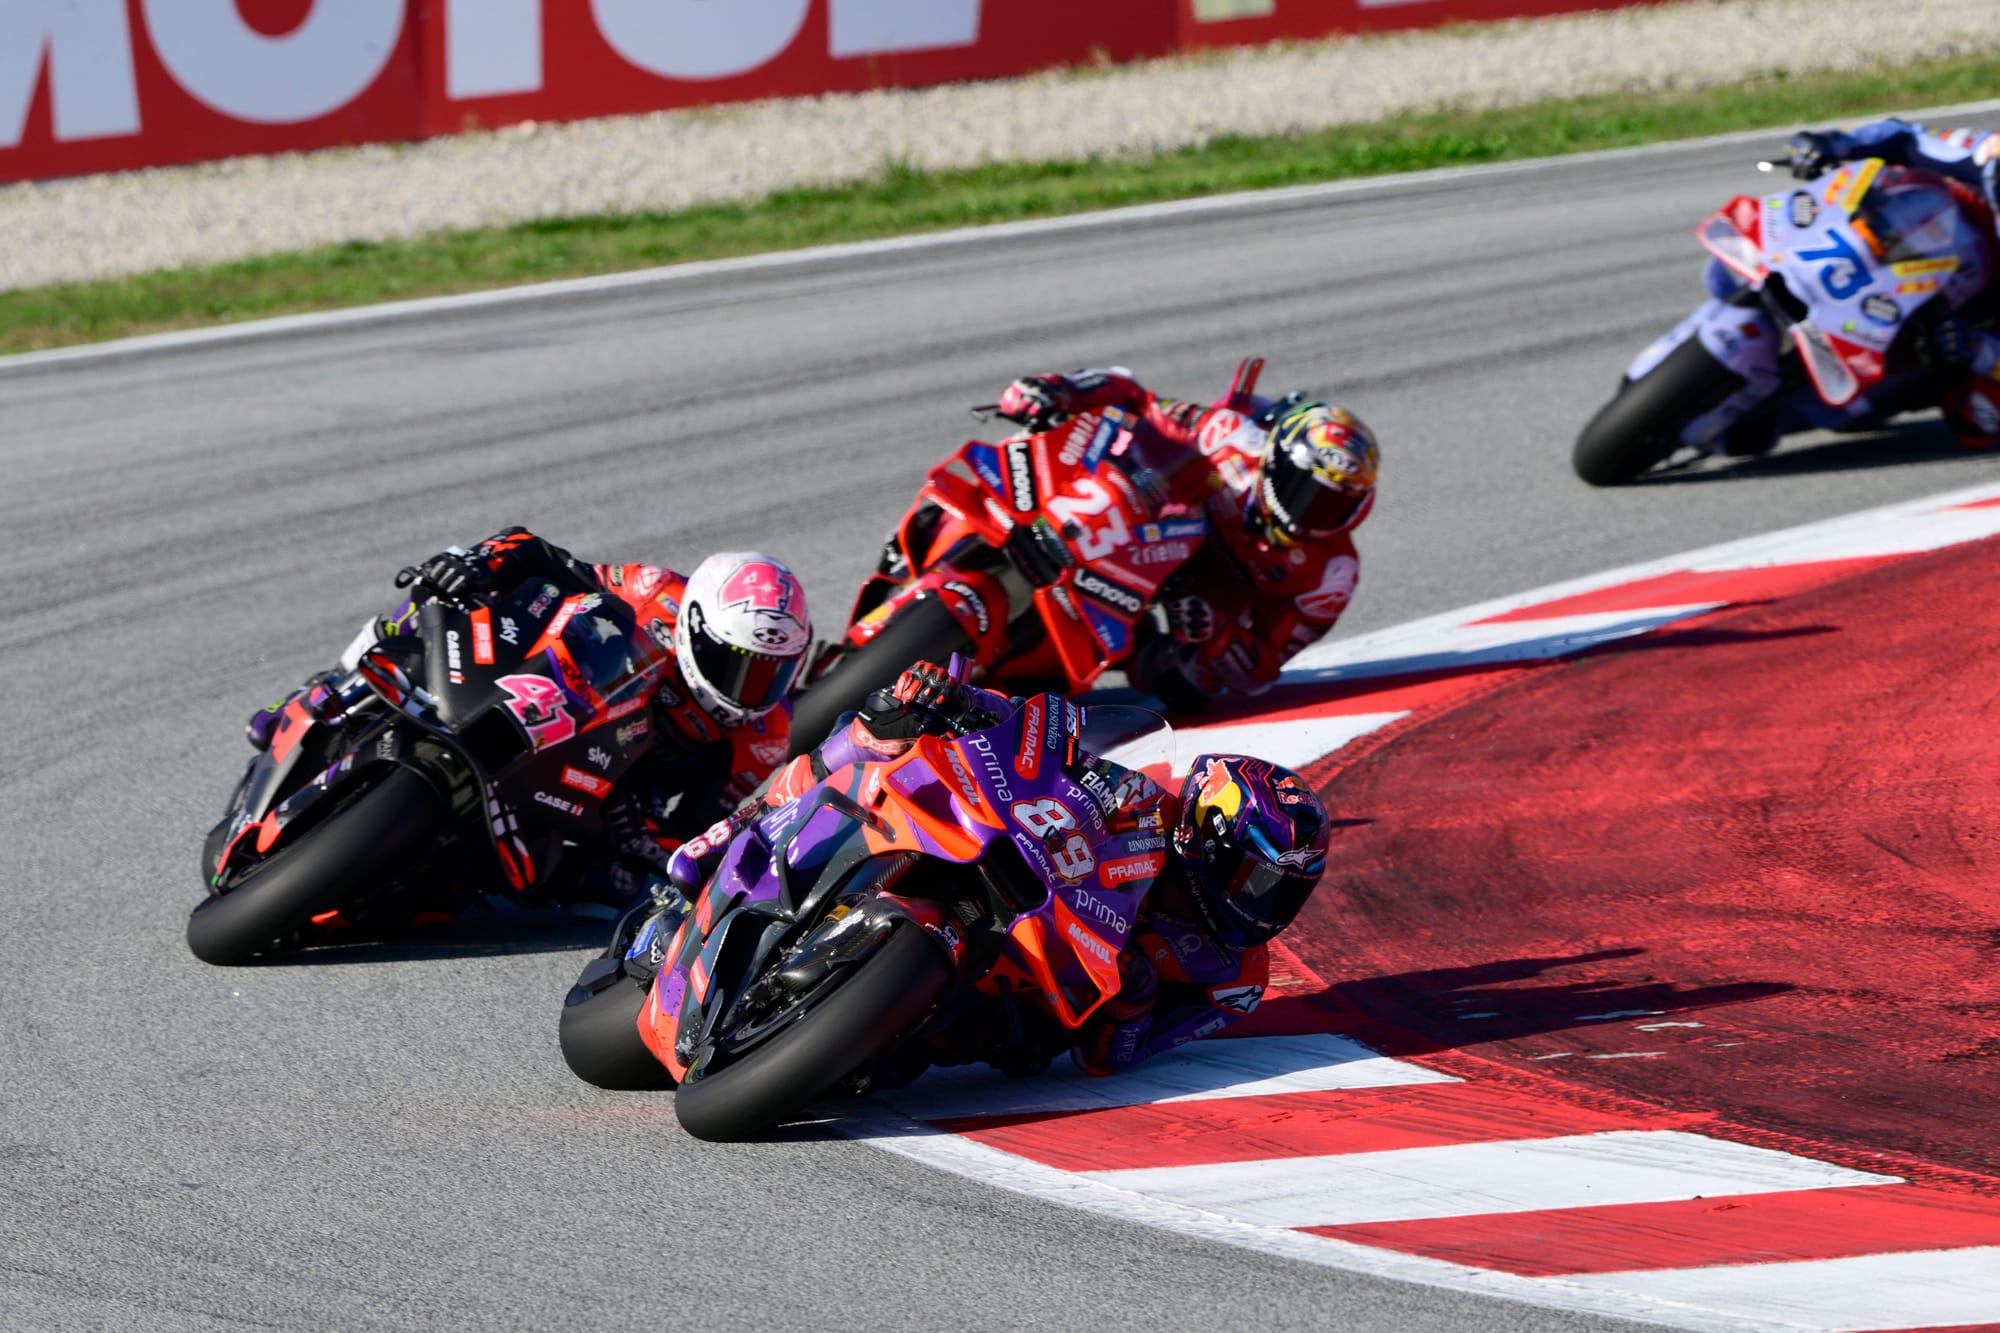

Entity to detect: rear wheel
[186,767,444,966]
[672,924,952,1142]
[788,594,973,756]
[1573,337,1748,486]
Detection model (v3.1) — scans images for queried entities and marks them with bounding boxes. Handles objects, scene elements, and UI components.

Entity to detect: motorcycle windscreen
[1791,322,1884,407]
[1697,199,1770,285]
[1075,704,1176,804]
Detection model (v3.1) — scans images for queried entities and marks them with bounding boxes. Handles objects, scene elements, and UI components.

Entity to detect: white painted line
[1285,605,1721,680]
[872,1033,1455,1123]
[1082,1130,1897,1228]
[10,96,2000,375]
[844,1110,1855,1333]
[1281,476,2000,689]
[1177,711,1407,773]
[1689,502,2000,569]
[1561,1247,2000,1332]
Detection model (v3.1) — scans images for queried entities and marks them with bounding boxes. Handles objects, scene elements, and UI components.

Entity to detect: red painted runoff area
[1287,536,2000,1182]
[1308,1185,2000,1276]
[934,1081,1702,1171]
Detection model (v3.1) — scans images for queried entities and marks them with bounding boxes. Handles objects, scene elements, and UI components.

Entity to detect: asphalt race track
[5,132,1998,1331]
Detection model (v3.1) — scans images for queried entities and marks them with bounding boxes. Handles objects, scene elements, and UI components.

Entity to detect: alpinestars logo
[1073,568,1144,615]
[1211,983,1264,1016]
[1006,441,1036,515]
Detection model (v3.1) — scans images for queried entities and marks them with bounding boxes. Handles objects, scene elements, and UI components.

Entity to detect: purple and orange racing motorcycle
[558,662,1175,1141]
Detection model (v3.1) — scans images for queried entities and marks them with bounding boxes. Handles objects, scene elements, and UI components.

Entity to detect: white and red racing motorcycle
[1573,157,1995,485]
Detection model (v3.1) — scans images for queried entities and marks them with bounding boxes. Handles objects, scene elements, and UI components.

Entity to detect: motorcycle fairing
[1697,160,1975,408]
[859,410,1212,693]
[641,699,1172,1086]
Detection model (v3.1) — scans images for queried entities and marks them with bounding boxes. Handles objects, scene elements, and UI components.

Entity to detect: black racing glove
[1911,307,1979,377]
[1787,130,1838,181]
[1163,593,1216,645]
[407,549,492,602]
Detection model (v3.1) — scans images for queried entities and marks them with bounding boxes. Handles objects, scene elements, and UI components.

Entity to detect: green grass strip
[8,51,2000,355]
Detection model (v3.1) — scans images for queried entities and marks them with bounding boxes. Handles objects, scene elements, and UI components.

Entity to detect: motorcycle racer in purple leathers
[1787,118,2000,446]
[657,661,1333,1080]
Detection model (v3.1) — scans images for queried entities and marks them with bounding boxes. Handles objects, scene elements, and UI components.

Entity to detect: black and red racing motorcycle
[189,572,670,965]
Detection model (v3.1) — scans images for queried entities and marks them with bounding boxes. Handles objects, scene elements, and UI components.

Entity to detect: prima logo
[1071,887,1129,935]
[964,734,1014,802]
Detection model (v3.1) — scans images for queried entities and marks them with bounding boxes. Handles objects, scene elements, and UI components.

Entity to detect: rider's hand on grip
[893,661,964,718]
[998,376,1066,430]
[417,550,489,602]
[1164,593,1216,645]
[1787,131,1837,180]
[1912,308,1978,376]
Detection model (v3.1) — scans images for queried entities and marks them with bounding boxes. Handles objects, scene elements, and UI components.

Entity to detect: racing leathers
[1791,118,2000,446]
[1001,368,1361,712]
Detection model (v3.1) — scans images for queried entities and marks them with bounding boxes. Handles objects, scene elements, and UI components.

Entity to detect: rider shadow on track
[242,908,608,965]
[1254,948,1792,1058]
[1632,417,1983,484]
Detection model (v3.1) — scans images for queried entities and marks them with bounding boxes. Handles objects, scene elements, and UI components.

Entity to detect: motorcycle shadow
[245,907,609,966]
[1633,418,1981,484]
[1282,947,1793,1058]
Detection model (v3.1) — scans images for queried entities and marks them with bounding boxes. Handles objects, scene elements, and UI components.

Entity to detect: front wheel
[672,924,952,1142]
[1573,337,1748,486]
[560,971,678,1091]
[186,767,444,966]
[788,594,974,757]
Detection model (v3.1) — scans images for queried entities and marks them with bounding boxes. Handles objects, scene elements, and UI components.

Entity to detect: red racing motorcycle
[789,358,1270,755]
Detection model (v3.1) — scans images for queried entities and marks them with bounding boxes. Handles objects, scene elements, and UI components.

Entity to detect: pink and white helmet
[675,552,812,728]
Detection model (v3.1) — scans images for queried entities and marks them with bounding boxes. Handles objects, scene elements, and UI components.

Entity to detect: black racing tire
[560,972,678,1091]
[1572,337,1748,487]
[787,594,974,757]
[672,924,952,1142]
[186,767,444,966]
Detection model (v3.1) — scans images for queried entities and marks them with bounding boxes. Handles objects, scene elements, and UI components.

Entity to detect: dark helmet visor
[1261,451,1367,540]
[1196,823,1323,948]
[687,606,801,714]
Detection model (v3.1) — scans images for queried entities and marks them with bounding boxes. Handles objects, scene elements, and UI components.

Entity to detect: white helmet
[674,552,811,728]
